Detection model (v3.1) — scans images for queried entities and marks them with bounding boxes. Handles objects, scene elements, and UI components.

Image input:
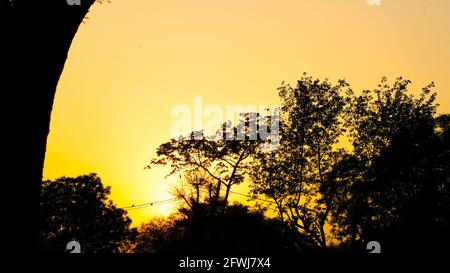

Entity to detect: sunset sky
[43,0,450,226]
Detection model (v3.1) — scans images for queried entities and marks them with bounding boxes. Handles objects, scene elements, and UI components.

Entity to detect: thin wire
[119,190,280,212]
[229,190,277,204]
[120,197,179,210]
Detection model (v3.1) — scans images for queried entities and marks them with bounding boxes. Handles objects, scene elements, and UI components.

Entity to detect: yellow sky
[43,0,450,226]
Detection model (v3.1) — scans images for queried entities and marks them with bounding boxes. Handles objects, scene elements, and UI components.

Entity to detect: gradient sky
[43,0,450,226]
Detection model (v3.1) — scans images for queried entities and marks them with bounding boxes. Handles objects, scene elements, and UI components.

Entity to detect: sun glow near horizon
[43,0,450,226]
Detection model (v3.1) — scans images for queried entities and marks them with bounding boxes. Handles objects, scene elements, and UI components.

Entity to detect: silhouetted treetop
[40,174,136,253]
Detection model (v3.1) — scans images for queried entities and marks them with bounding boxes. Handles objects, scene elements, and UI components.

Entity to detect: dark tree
[170,169,216,209]
[250,74,349,250]
[1,0,97,251]
[147,113,269,213]
[134,216,179,254]
[39,174,136,253]
[142,74,449,254]
[324,77,450,253]
[135,203,301,254]
[359,113,450,253]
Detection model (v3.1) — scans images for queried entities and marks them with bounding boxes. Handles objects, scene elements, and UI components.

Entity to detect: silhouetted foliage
[321,77,449,252]
[247,75,449,253]
[367,113,450,253]
[39,174,137,253]
[249,74,349,250]
[135,203,301,254]
[147,113,272,213]
[138,74,450,255]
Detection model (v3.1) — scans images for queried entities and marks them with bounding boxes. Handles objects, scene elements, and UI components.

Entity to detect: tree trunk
[223,183,231,208]
[3,0,95,253]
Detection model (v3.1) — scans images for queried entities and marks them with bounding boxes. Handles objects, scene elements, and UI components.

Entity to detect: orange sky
[43,0,450,226]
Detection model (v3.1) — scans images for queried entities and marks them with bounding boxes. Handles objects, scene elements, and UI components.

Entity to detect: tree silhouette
[143,74,449,254]
[248,75,449,253]
[322,77,450,253]
[250,74,349,250]
[2,0,98,251]
[368,113,450,253]
[170,169,216,209]
[39,173,136,253]
[147,113,270,213]
[135,203,301,254]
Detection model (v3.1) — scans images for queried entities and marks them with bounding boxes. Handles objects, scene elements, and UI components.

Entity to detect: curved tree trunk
[2,0,95,252]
